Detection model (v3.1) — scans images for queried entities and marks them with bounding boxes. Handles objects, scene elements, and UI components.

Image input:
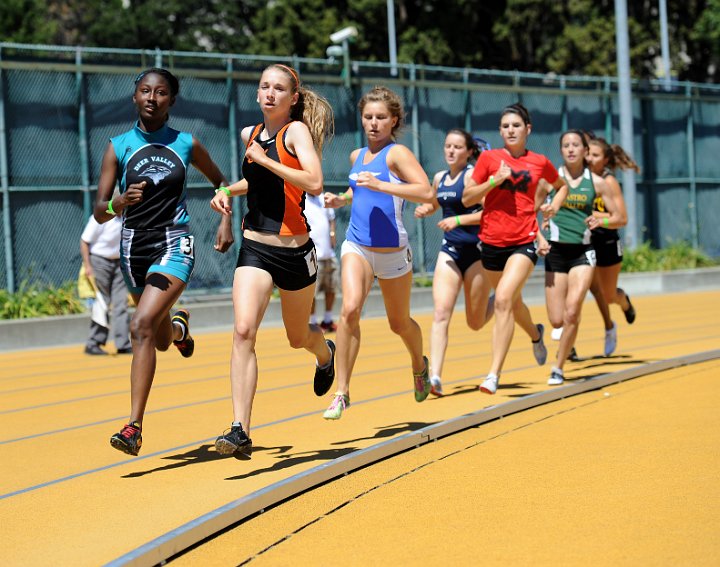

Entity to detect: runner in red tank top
[462,103,568,395]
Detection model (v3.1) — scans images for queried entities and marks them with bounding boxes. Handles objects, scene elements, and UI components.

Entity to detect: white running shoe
[430,375,444,396]
[479,373,499,395]
[532,324,547,365]
[547,367,564,386]
[551,327,563,341]
[604,322,617,357]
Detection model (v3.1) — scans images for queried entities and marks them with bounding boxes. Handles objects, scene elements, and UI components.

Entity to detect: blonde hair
[358,86,405,138]
[265,64,334,154]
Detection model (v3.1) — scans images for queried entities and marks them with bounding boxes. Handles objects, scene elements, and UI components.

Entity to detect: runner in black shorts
[414,129,486,396]
[95,68,233,456]
[211,64,335,459]
[463,103,568,395]
[544,130,623,386]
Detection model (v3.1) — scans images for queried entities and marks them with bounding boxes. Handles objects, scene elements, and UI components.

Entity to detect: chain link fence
[1,43,719,294]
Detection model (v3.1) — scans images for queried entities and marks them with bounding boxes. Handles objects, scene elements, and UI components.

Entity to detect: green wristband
[489,175,496,189]
[455,215,461,226]
[215,186,231,197]
[603,217,609,228]
[106,199,115,215]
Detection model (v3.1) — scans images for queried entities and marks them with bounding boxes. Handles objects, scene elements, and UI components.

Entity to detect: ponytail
[266,64,335,155]
[589,137,640,173]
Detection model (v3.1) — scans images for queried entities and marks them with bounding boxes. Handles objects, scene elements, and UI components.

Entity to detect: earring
[256,97,260,103]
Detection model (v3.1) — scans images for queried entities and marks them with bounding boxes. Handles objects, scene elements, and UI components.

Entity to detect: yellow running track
[1,290,718,566]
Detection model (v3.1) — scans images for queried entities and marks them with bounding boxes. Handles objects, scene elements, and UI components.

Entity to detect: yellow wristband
[215,186,231,197]
[106,199,115,215]
[489,175,496,189]
[603,217,609,228]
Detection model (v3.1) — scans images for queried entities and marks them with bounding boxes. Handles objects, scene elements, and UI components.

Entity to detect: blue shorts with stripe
[120,226,195,294]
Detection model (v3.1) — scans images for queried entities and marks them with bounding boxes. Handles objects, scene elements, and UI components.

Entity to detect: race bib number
[180,235,195,258]
[305,248,318,276]
[585,248,597,267]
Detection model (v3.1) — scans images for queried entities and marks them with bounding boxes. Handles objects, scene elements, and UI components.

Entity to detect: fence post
[463,67,471,132]
[76,47,91,219]
[560,75,568,132]
[0,47,14,292]
[604,77,612,141]
[409,64,426,273]
[686,83,698,248]
[226,58,241,243]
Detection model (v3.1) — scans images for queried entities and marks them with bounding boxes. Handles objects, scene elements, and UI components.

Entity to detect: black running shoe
[172,309,195,358]
[314,339,336,396]
[567,347,580,362]
[622,291,636,324]
[215,424,253,460]
[110,421,142,456]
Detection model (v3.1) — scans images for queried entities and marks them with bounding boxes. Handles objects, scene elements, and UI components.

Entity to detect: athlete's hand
[437,217,456,232]
[356,171,382,192]
[536,233,551,257]
[245,140,267,165]
[214,215,234,253]
[585,214,605,230]
[414,203,434,218]
[493,160,511,185]
[324,191,346,209]
[539,202,557,219]
[210,190,232,216]
[123,181,146,206]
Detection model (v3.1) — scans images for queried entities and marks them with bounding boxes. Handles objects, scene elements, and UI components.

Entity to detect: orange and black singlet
[241,122,309,236]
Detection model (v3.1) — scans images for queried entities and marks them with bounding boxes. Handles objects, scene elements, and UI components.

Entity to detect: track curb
[106,348,720,567]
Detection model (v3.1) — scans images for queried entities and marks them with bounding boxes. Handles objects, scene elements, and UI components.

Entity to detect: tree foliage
[0,0,718,82]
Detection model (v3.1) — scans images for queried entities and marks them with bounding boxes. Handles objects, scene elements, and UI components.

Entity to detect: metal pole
[615,0,638,249]
[342,39,351,89]
[659,0,672,91]
[76,47,91,219]
[409,65,425,272]
[686,83,698,248]
[0,47,14,292]
[226,58,241,243]
[387,0,398,76]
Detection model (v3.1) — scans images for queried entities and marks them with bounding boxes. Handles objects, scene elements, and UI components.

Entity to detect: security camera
[330,26,358,44]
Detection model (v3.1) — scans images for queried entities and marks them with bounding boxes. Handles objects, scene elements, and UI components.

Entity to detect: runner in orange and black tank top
[242,122,310,236]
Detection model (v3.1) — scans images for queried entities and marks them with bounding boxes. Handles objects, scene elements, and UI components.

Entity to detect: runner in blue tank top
[322,86,434,419]
[93,68,233,456]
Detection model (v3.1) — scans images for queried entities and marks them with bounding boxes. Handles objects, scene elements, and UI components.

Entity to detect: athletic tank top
[592,166,619,240]
[111,122,193,230]
[346,143,408,248]
[436,165,481,246]
[241,122,309,236]
[548,166,596,244]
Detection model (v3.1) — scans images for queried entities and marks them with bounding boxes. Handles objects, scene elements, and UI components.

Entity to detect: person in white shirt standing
[304,192,339,332]
[80,214,131,355]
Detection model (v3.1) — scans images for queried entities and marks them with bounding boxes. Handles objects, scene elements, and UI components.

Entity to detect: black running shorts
[236,237,317,291]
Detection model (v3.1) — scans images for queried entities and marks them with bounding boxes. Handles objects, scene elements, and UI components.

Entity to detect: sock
[323,311,333,323]
[173,320,187,342]
[310,314,318,325]
[232,421,242,428]
[430,374,441,382]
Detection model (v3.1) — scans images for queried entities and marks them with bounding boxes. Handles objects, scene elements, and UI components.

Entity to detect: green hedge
[0,280,84,319]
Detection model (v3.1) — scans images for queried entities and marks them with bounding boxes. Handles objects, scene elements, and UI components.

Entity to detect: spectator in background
[305,192,339,332]
[80,213,131,355]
